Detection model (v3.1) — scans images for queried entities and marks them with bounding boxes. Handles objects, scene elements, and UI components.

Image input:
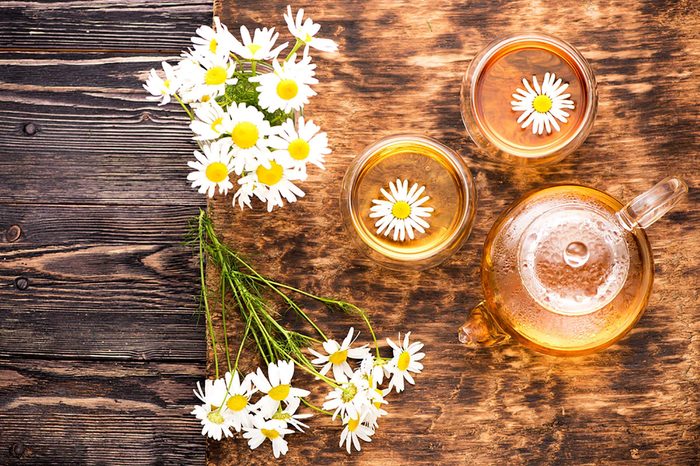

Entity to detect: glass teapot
[459,177,688,356]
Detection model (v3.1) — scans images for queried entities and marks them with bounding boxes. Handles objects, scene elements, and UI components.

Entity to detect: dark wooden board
[0,1,212,464]
[0,0,213,52]
[0,358,204,465]
[207,0,699,464]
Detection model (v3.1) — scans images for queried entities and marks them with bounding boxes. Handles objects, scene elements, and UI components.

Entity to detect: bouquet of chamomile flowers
[190,212,426,457]
[143,6,335,211]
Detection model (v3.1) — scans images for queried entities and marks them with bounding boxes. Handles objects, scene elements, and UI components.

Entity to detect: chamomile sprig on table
[190,211,426,457]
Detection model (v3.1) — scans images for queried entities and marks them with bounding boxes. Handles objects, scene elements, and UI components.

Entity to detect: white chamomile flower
[284,5,339,53]
[189,101,230,141]
[173,58,217,105]
[235,158,305,212]
[224,102,273,173]
[252,360,310,418]
[232,25,288,60]
[364,387,389,429]
[251,54,318,113]
[386,332,425,393]
[143,61,180,105]
[221,371,256,432]
[243,416,295,459]
[195,54,238,96]
[309,327,371,383]
[322,371,371,421]
[370,179,434,242]
[511,72,575,135]
[359,355,391,388]
[271,396,313,432]
[268,117,329,174]
[340,411,375,454]
[187,138,235,197]
[191,17,238,59]
[191,377,234,440]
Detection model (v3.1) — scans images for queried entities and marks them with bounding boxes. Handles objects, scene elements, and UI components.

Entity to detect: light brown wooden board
[207,0,699,464]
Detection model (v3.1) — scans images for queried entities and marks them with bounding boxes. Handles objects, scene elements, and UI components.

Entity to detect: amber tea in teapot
[459,177,688,356]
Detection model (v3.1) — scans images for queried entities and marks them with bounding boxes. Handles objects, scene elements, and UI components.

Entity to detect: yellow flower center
[268,384,290,401]
[391,201,411,219]
[231,122,259,149]
[205,66,227,86]
[163,79,171,89]
[261,428,280,440]
[209,38,218,53]
[287,138,311,161]
[210,117,223,132]
[533,94,553,113]
[207,411,225,425]
[373,388,383,409]
[256,161,284,186]
[328,349,348,365]
[225,394,248,412]
[272,411,291,421]
[397,351,411,371]
[347,417,360,432]
[201,95,211,103]
[247,43,262,56]
[205,162,229,183]
[276,79,299,100]
[303,33,313,43]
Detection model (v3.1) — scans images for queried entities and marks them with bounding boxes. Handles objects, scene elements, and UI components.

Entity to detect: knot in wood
[5,224,21,242]
[9,442,25,458]
[22,122,38,136]
[15,276,29,290]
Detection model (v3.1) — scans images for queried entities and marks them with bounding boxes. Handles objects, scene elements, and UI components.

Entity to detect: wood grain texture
[207,0,699,464]
[0,1,212,464]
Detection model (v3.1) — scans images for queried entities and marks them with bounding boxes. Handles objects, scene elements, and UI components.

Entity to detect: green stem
[301,397,333,416]
[284,38,303,62]
[173,93,194,120]
[219,272,233,372]
[198,211,219,379]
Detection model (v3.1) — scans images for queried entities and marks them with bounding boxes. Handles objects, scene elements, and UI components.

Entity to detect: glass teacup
[461,33,598,165]
[340,135,476,270]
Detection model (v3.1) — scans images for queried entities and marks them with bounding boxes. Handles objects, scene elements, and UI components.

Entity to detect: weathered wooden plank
[207,0,699,464]
[0,53,205,204]
[0,0,212,52]
[0,358,205,465]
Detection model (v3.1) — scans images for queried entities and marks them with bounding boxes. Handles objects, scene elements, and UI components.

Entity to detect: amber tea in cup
[461,33,598,165]
[340,135,476,270]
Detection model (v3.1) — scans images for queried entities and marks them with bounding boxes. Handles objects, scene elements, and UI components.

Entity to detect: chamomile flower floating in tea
[143,7,335,211]
[251,54,319,113]
[370,179,434,242]
[187,139,235,198]
[511,72,575,135]
[284,5,339,53]
[268,117,329,174]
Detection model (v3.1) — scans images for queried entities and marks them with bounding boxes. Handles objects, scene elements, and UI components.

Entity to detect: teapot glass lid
[518,203,630,316]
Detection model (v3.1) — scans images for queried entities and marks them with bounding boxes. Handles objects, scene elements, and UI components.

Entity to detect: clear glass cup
[460,33,598,165]
[340,135,477,270]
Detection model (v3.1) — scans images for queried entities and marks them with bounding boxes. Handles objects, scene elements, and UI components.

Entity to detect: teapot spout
[458,301,510,347]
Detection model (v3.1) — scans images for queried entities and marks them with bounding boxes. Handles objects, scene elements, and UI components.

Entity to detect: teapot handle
[615,177,688,231]
[458,301,510,347]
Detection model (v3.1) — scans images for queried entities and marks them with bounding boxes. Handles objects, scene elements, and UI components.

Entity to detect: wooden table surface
[207,0,699,465]
[0,0,697,465]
